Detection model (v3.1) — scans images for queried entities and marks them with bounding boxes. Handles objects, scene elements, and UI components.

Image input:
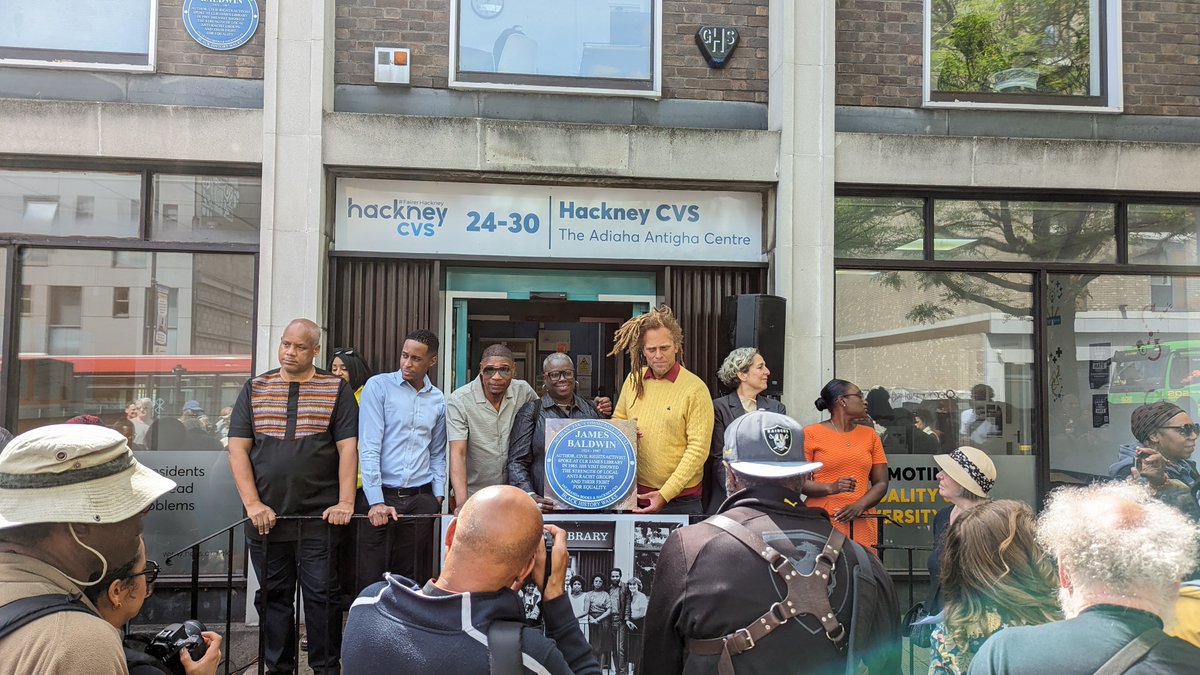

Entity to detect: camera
[543,530,555,584]
[145,619,208,674]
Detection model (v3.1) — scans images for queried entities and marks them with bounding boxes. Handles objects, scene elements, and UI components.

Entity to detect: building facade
[2,0,1198,573]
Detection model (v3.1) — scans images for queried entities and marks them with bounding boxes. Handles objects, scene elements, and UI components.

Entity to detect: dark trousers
[353,486,439,592]
[659,494,702,516]
[248,531,341,675]
[607,618,627,675]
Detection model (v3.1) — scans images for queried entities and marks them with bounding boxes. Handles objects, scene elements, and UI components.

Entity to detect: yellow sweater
[612,365,714,502]
[1172,582,1200,648]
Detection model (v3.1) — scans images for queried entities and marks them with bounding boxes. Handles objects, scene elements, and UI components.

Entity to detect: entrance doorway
[441,268,657,393]
[466,299,634,398]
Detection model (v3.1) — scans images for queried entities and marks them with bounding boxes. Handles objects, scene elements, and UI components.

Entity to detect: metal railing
[164,513,443,675]
[162,511,933,674]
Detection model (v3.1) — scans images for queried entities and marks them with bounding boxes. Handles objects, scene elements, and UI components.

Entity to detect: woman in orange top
[803,378,890,551]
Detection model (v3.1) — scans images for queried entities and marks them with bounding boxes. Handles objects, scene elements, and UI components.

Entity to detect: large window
[0,0,156,71]
[16,248,255,576]
[836,191,1200,570]
[0,166,260,577]
[924,0,1121,110]
[17,249,254,433]
[836,269,1037,570]
[452,0,660,96]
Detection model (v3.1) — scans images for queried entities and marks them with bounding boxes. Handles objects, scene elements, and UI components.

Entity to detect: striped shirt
[248,369,344,439]
[229,368,358,540]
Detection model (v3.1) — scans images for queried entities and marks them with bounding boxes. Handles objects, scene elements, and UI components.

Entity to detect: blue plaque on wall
[183,0,260,51]
[544,419,637,511]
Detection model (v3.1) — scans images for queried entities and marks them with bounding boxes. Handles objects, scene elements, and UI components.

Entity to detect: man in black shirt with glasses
[507,352,611,512]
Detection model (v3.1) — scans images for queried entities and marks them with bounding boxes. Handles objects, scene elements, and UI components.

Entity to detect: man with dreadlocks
[609,306,714,515]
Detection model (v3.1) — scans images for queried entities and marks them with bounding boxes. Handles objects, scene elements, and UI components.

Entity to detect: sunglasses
[1161,423,1200,437]
[482,366,514,378]
[333,348,357,357]
[126,559,160,593]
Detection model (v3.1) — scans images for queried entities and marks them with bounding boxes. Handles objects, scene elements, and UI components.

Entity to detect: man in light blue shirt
[356,329,446,589]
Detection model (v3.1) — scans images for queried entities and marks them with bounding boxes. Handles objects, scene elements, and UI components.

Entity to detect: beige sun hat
[933,446,997,498]
[0,424,176,529]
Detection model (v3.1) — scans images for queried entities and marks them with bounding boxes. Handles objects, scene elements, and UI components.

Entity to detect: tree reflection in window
[930,0,1098,97]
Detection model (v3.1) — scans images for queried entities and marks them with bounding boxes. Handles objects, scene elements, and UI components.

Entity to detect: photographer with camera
[342,484,600,674]
[85,536,222,675]
[0,425,176,673]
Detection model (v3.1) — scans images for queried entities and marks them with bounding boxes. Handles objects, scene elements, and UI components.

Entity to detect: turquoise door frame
[441,268,656,390]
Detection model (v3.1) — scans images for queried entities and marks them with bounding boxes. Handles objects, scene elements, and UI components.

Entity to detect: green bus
[1107,340,1200,414]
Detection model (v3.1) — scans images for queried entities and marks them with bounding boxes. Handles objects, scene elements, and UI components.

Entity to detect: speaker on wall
[719,294,786,397]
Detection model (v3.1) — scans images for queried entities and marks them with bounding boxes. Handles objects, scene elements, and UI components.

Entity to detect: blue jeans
[248,527,342,674]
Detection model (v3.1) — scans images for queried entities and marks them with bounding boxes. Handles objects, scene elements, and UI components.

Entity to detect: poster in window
[153,283,170,354]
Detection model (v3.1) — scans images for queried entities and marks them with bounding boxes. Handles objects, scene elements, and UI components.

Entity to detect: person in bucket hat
[644,411,900,675]
[922,446,999,623]
[0,424,176,673]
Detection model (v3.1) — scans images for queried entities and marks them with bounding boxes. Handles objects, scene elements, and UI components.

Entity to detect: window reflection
[933,199,1115,263]
[457,0,654,87]
[151,175,261,244]
[928,0,1103,100]
[0,170,140,238]
[1047,273,1200,484]
[16,248,254,447]
[834,196,925,260]
[835,269,1037,570]
[1128,204,1200,266]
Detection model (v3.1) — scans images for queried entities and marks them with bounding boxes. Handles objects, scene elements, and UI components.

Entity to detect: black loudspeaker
[719,294,786,397]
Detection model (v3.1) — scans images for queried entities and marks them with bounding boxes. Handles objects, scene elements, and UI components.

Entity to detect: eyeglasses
[1161,423,1200,437]
[841,392,865,400]
[545,370,575,382]
[482,366,513,378]
[126,559,160,594]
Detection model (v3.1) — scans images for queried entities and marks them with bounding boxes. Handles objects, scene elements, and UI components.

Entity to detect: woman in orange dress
[803,378,890,551]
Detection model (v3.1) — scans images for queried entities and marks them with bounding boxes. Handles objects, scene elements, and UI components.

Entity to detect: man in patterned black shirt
[228,318,358,674]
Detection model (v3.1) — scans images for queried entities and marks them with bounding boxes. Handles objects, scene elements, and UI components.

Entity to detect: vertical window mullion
[1115,201,1129,265]
[923,196,936,261]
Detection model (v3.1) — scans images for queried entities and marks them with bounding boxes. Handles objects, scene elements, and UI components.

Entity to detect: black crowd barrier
[163,512,932,675]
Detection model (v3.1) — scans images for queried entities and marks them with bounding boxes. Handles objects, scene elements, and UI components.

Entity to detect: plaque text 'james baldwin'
[544,420,637,510]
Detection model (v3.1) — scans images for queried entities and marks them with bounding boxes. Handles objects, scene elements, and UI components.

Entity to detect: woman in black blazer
[703,347,786,512]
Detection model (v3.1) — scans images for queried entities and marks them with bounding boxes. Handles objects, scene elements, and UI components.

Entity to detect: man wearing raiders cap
[642,411,899,675]
[0,424,220,673]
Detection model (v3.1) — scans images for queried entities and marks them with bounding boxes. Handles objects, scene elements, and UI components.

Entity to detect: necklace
[824,419,854,434]
[823,419,855,446]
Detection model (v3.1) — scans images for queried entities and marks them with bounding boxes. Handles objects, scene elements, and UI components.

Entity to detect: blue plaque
[183,0,260,52]
[544,419,637,511]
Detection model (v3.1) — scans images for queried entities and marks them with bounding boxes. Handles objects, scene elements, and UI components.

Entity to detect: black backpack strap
[488,619,525,675]
[1093,627,1168,675]
[687,513,847,675]
[0,594,97,641]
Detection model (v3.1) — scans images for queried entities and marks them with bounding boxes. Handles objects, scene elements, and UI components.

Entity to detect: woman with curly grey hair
[703,347,785,512]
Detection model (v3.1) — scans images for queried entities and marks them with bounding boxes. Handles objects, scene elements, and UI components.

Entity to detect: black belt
[382,483,433,497]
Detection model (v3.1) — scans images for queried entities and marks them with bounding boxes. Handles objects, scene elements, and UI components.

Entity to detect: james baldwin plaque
[544,419,637,510]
